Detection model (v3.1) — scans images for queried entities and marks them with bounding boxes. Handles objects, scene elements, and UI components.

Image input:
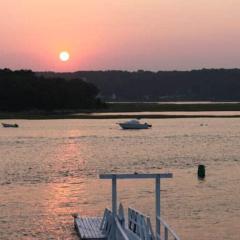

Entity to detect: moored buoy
[198,164,205,179]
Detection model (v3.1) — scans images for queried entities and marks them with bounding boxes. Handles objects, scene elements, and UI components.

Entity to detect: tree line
[0,69,104,111]
[39,69,240,101]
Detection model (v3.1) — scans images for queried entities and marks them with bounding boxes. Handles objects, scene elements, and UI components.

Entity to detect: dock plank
[74,216,107,240]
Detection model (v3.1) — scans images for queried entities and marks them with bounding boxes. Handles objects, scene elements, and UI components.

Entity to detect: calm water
[0,118,240,240]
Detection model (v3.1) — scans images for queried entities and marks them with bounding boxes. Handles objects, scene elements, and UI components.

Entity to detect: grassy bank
[106,102,240,112]
[1,102,240,119]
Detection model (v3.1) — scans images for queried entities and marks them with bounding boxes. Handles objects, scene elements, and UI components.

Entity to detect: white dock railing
[115,217,129,240]
[100,173,180,240]
[128,207,154,240]
[156,216,180,240]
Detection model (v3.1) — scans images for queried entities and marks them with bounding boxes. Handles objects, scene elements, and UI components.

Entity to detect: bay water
[0,117,239,239]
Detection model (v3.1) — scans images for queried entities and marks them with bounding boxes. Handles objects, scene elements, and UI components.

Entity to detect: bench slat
[75,217,107,240]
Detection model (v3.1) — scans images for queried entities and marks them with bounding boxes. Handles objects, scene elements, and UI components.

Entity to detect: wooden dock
[74,217,106,240]
[74,173,181,240]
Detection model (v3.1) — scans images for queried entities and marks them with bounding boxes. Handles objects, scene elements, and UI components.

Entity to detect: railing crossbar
[100,173,173,179]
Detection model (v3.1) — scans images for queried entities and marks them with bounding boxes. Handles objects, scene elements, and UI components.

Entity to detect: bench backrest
[100,206,128,240]
[128,207,155,240]
[100,208,113,235]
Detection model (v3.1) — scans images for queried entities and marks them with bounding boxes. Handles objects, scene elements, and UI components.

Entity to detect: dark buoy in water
[198,165,205,179]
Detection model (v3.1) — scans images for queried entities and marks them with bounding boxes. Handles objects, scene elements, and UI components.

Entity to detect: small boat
[118,119,152,129]
[1,123,19,128]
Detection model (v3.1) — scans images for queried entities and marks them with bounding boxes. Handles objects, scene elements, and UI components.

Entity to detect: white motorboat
[1,123,19,128]
[118,119,152,129]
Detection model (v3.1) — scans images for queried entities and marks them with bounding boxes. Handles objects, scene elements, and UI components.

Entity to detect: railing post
[112,175,117,238]
[164,226,168,240]
[156,175,161,239]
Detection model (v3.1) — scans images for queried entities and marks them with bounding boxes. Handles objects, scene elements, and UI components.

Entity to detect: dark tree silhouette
[39,69,240,101]
[0,69,104,111]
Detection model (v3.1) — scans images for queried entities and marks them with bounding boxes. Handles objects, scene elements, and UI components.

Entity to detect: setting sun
[59,51,70,62]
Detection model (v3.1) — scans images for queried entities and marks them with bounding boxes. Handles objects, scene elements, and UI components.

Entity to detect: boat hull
[1,123,19,128]
[119,123,151,129]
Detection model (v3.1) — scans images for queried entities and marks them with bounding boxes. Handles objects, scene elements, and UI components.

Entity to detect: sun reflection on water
[1,119,240,239]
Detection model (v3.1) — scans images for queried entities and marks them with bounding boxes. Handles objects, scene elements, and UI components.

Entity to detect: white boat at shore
[118,119,152,129]
[1,123,19,128]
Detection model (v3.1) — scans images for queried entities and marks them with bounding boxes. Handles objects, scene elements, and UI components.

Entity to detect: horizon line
[2,67,240,73]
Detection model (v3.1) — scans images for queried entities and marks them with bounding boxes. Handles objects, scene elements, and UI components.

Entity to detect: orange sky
[1,0,240,71]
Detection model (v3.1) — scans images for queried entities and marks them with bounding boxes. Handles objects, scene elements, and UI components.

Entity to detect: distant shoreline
[1,102,240,119]
[1,114,240,120]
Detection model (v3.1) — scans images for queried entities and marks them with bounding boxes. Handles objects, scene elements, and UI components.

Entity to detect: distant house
[111,93,117,100]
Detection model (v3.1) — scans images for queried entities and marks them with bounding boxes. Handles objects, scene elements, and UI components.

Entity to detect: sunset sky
[1,0,240,72]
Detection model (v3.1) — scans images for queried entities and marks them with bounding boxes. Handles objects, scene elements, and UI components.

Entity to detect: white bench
[74,205,155,240]
[126,207,154,240]
[74,208,113,240]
